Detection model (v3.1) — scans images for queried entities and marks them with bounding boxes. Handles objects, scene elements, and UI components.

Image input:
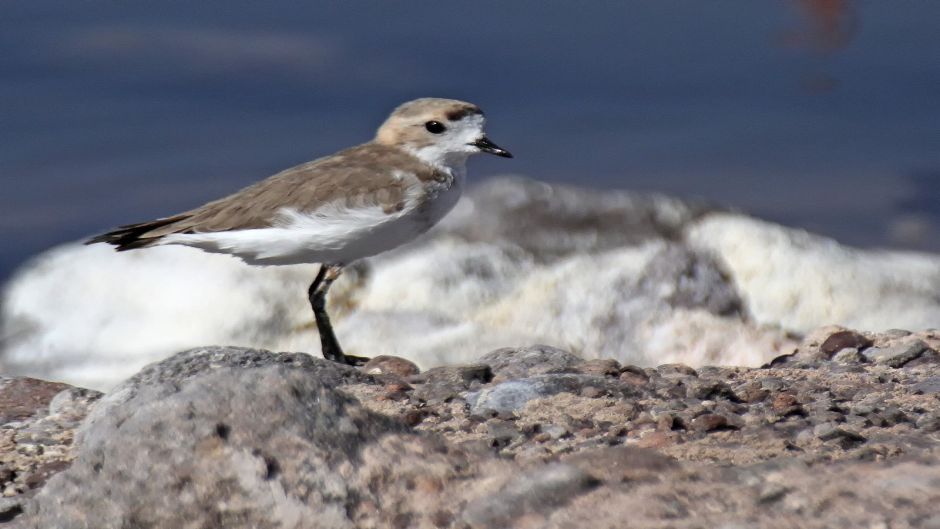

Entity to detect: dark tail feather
[86,215,191,251]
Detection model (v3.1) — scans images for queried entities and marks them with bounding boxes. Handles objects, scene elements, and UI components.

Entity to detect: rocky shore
[2,326,940,528]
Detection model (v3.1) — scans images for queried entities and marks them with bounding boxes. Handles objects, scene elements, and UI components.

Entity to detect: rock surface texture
[3,329,940,528]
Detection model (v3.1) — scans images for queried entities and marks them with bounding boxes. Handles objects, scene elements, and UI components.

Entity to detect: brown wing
[86,143,441,251]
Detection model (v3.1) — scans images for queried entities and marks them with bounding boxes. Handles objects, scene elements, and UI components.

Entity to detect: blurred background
[2,0,939,283]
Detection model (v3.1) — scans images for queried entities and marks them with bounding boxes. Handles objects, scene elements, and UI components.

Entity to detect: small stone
[911,377,940,395]
[656,415,676,431]
[862,340,929,368]
[400,409,426,427]
[577,359,620,377]
[814,422,866,447]
[0,465,13,484]
[820,331,872,356]
[410,364,493,403]
[915,413,940,432]
[619,367,649,386]
[486,420,521,448]
[686,380,738,401]
[832,348,863,364]
[466,374,603,415]
[757,483,791,505]
[760,378,787,392]
[691,413,734,432]
[361,355,420,378]
[378,382,412,402]
[656,364,698,377]
[771,393,802,416]
[24,460,71,490]
[735,383,769,403]
[0,496,23,521]
[579,386,602,398]
[17,444,43,457]
[542,424,570,440]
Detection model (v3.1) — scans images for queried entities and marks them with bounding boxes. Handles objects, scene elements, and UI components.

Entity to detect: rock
[619,365,650,386]
[47,388,103,419]
[466,374,606,415]
[461,463,598,528]
[478,345,583,381]
[771,393,803,416]
[911,376,940,395]
[820,330,873,356]
[360,355,420,378]
[635,244,743,316]
[21,349,410,528]
[691,413,736,432]
[814,423,866,448]
[862,340,929,368]
[657,364,698,378]
[686,380,739,401]
[7,330,940,528]
[915,413,940,432]
[0,378,72,424]
[409,364,492,403]
[561,446,678,482]
[577,358,621,377]
[0,496,24,523]
[832,347,864,364]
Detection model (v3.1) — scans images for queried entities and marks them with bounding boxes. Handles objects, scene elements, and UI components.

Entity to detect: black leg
[307,264,370,366]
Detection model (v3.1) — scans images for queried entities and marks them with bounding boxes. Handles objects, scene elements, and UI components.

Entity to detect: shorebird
[87,98,512,366]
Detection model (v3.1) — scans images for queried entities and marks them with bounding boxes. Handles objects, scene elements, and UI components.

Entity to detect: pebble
[832,347,864,364]
[820,331,873,356]
[360,355,420,378]
[862,340,929,368]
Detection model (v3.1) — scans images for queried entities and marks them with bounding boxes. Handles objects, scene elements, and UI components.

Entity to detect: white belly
[160,179,463,266]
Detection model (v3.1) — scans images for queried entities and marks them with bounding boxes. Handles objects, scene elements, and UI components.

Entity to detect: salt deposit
[2,177,938,389]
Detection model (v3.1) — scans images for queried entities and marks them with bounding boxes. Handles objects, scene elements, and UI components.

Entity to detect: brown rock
[820,331,873,356]
[619,366,650,386]
[771,393,803,416]
[23,461,71,490]
[577,359,621,377]
[361,355,420,378]
[691,413,736,432]
[0,378,71,424]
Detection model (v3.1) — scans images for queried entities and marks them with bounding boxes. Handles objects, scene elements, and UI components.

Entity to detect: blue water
[2,1,939,281]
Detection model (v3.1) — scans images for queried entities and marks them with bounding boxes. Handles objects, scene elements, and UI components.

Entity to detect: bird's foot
[341,353,371,367]
[321,343,370,367]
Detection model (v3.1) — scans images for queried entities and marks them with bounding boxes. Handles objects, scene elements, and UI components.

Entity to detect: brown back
[88,142,447,250]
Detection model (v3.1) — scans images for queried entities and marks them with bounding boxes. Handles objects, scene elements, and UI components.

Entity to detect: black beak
[472,136,513,158]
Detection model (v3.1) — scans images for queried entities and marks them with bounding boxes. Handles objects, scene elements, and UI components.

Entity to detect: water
[2,1,940,282]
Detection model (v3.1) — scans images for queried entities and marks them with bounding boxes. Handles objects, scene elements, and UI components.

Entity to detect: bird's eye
[424,121,446,134]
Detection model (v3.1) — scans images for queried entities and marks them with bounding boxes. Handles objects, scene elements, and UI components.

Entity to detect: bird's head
[376,98,512,171]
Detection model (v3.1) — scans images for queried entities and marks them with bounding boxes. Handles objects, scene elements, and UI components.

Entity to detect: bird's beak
[472,136,513,158]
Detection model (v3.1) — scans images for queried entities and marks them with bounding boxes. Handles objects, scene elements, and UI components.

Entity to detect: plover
[87,98,512,366]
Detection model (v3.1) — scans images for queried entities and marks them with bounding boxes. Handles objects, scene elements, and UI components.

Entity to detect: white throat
[407,145,470,177]
[404,113,485,177]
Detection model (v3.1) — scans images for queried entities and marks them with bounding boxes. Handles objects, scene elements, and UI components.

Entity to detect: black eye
[425,121,446,134]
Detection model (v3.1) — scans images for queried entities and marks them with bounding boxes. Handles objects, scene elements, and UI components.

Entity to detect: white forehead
[447,114,486,136]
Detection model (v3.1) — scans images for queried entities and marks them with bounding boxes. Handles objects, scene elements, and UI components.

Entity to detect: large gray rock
[17,347,430,528]
[479,345,584,381]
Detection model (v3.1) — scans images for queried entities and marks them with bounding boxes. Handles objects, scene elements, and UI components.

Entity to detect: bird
[87,98,512,366]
